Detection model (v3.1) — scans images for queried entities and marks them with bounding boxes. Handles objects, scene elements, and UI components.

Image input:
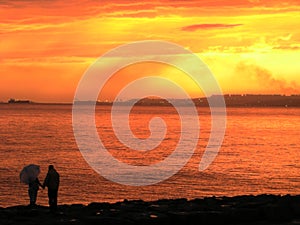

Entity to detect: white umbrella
[20,164,40,184]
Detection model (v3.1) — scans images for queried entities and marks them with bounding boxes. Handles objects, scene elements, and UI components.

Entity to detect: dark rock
[1,195,300,225]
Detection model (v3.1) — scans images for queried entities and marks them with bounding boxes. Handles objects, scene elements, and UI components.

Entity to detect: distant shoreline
[1,94,300,107]
[1,103,300,108]
[1,102,300,108]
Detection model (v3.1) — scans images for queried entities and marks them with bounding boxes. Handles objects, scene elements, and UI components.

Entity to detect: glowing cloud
[182,24,242,31]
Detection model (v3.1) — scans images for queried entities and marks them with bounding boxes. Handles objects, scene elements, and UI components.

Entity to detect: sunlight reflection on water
[0,104,299,207]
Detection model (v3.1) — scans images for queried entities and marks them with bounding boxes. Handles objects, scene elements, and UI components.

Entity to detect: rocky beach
[1,194,300,225]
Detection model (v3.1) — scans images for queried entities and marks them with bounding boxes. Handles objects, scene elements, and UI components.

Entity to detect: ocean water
[0,104,299,207]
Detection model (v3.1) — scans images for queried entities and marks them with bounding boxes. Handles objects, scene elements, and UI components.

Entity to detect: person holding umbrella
[43,165,60,212]
[20,164,43,206]
[28,177,43,206]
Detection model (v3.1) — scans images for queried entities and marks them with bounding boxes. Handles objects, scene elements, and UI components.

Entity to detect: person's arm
[43,173,49,188]
[37,178,43,187]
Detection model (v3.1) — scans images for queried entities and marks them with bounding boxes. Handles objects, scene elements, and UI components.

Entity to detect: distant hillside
[58,94,300,107]
[207,94,300,107]
[108,94,300,107]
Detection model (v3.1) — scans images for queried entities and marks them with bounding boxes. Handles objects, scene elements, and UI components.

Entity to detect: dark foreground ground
[1,194,300,225]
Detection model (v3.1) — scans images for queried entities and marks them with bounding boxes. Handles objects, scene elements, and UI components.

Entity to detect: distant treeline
[97,94,300,107]
[199,94,300,107]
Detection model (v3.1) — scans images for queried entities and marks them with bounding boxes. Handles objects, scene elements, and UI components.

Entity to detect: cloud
[248,0,260,3]
[273,44,300,50]
[278,33,292,41]
[181,23,242,31]
[235,61,300,94]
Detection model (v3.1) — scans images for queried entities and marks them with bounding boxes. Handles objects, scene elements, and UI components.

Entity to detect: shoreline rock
[1,194,300,225]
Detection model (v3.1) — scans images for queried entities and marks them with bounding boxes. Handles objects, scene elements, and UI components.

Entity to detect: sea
[0,104,299,207]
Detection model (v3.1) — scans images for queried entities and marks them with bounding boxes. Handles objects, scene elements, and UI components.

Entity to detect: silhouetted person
[43,165,60,212]
[28,177,42,206]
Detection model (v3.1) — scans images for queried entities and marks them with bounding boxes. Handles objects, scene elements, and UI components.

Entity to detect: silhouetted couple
[28,165,60,212]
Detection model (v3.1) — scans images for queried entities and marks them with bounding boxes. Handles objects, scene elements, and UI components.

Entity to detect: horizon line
[1,93,300,105]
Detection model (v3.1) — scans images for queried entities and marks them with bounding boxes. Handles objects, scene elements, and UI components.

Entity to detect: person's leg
[32,189,37,205]
[28,189,32,205]
[28,188,35,205]
[48,189,56,211]
[48,190,52,208]
[53,189,58,209]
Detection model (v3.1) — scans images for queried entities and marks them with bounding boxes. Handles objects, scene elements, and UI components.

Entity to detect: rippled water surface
[0,104,299,207]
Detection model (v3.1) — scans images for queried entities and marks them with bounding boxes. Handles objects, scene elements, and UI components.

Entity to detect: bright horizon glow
[1,0,300,103]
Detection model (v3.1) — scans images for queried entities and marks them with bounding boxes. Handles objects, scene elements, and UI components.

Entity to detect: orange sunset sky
[1,0,300,103]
